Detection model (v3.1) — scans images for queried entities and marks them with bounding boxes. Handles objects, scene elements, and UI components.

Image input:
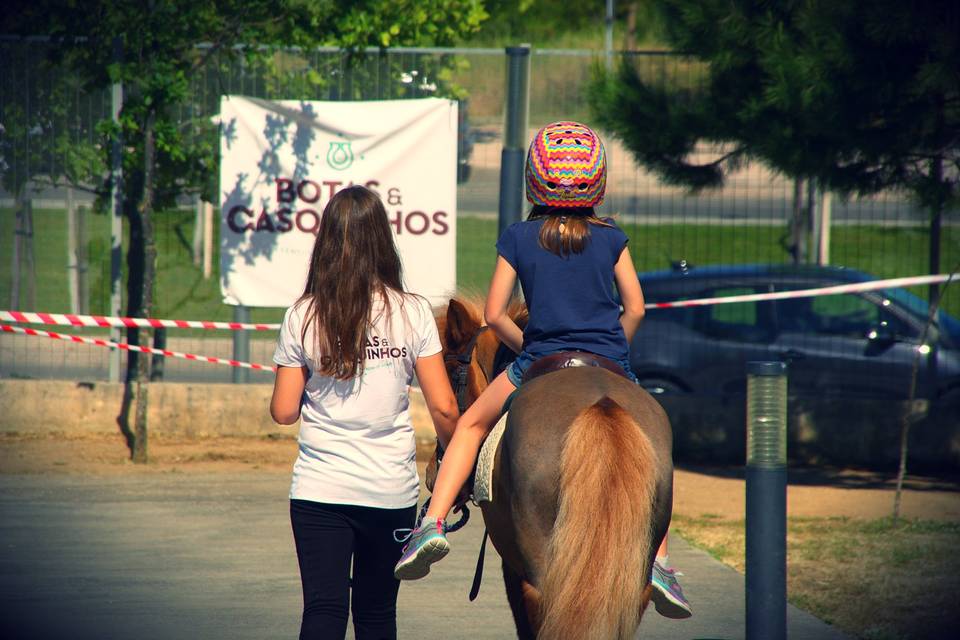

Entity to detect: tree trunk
[132,108,158,464]
[24,200,36,310]
[118,167,144,456]
[927,158,943,309]
[10,190,22,309]
[784,178,809,265]
[893,155,946,521]
[625,2,638,51]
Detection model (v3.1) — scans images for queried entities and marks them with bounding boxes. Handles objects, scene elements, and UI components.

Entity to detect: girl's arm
[270,365,309,425]
[414,353,459,448]
[614,246,646,343]
[484,256,524,354]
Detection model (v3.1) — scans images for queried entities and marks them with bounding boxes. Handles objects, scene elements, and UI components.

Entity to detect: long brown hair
[299,185,404,380]
[527,205,614,256]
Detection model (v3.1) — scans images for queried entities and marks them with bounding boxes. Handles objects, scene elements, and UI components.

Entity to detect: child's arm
[484,256,524,354]
[270,365,309,425]
[414,353,459,448]
[614,246,646,342]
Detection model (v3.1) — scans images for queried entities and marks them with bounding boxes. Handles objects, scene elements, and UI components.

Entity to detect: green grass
[461,217,960,318]
[2,209,958,327]
[673,515,960,640]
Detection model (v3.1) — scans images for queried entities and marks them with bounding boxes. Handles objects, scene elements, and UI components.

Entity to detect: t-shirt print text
[365,336,408,361]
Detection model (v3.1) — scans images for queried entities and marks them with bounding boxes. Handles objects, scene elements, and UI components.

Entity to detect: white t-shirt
[273,290,441,509]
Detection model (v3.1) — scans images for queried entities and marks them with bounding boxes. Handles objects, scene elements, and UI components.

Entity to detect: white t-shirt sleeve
[273,305,307,368]
[414,296,442,359]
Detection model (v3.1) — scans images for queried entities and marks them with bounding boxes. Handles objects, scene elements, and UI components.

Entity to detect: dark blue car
[631,264,960,407]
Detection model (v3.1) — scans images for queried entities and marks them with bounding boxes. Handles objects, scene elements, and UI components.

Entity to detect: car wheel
[639,378,686,396]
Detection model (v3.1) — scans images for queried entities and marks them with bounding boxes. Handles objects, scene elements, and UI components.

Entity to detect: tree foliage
[472,0,665,48]
[589,0,960,211]
[3,0,487,205]
[1,0,486,462]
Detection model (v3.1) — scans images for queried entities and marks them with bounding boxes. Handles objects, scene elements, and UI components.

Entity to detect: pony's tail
[538,396,658,640]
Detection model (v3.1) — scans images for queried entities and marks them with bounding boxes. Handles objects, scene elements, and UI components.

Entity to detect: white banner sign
[219,96,457,307]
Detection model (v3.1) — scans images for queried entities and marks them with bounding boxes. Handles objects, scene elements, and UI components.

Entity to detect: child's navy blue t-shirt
[496,218,630,362]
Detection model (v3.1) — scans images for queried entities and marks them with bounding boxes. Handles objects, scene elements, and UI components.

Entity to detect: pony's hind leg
[502,562,538,639]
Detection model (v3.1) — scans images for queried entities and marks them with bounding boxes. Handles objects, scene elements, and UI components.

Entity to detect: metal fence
[1,41,957,386]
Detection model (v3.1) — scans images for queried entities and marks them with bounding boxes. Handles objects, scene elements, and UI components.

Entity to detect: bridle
[412,325,492,544]
[444,326,491,414]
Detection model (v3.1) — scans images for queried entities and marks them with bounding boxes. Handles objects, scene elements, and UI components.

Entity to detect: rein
[395,326,494,548]
[441,324,511,603]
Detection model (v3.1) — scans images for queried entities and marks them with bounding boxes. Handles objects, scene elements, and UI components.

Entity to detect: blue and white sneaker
[393,517,450,580]
[651,560,693,618]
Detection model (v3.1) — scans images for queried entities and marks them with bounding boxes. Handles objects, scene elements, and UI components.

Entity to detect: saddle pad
[474,411,508,504]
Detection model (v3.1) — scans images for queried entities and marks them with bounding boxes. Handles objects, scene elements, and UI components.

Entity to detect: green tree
[2,0,486,462]
[470,0,666,48]
[591,0,959,235]
[590,0,960,515]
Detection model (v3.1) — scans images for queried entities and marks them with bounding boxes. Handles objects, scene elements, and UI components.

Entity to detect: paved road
[0,473,850,639]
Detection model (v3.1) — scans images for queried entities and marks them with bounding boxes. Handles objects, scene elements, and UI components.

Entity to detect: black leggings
[290,499,416,640]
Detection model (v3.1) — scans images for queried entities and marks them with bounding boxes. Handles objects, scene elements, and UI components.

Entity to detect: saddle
[473,352,630,503]
[521,351,630,384]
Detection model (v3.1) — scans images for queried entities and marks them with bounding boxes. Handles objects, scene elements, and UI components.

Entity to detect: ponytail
[528,205,613,256]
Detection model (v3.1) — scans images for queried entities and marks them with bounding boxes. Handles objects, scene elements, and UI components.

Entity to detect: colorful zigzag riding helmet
[525,121,607,208]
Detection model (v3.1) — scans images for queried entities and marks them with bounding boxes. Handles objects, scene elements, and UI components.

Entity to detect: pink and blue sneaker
[393,516,450,580]
[651,560,693,618]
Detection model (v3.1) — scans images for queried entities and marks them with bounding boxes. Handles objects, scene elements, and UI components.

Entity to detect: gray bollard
[745,361,787,640]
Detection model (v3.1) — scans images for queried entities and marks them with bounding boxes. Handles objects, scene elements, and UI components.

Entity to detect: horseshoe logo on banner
[326,141,354,171]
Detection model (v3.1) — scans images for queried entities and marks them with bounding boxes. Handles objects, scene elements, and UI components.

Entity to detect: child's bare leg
[426,371,516,520]
[657,534,669,559]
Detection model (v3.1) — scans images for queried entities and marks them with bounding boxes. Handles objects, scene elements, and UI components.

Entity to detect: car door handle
[779,349,806,361]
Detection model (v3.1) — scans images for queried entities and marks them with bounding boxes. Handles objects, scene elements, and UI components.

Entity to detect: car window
[693,287,774,343]
[777,291,919,340]
[810,294,878,337]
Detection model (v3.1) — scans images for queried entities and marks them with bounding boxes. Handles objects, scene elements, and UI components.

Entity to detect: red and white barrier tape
[0,310,279,331]
[2,274,954,372]
[644,273,956,310]
[1,274,955,331]
[0,324,276,372]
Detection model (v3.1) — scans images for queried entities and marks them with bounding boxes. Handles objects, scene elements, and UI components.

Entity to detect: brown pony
[430,296,674,640]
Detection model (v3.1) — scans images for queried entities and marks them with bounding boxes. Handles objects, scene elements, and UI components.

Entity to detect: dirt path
[3,433,957,522]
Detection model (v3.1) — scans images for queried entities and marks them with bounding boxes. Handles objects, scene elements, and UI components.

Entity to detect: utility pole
[605,0,615,71]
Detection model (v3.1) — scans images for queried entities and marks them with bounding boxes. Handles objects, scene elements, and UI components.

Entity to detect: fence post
[818,186,832,265]
[67,187,80,313]
[77,204,89,314]
[745,361,788,640]
[192,196,203,266]
[150,328,166,381]
[498,44,531,238]
[203,201,214,279]
[233,305,250,383]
